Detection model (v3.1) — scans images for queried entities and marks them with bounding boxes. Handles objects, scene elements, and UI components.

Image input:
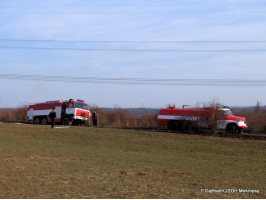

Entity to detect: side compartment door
[55,106,62,119]
[217,120,227,130]
[198,116,211,128]
[28,108,34,121]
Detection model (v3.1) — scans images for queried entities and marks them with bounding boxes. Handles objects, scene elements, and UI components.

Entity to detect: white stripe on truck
[158,115,198,120]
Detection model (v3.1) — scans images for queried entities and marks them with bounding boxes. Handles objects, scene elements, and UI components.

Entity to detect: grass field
[0,123,265,199]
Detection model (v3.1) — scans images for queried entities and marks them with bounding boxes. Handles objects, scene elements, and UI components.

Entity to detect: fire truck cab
[27,99,90,125]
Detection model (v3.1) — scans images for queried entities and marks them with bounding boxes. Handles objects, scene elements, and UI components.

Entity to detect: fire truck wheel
[41,117,48,125]
[63,118,70,126]
[168,121,180,131]
[34,117,40,124]
[226,124,238,135]
[182,121,194,132]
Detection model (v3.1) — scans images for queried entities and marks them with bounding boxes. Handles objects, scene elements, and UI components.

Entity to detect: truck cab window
[225,110,233,116]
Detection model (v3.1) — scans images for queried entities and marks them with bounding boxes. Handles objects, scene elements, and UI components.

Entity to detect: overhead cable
[1,3,266,7]
[1,39,266,44]
[0,46,266,52]
[0,74,265,86]
[0,10,265,15]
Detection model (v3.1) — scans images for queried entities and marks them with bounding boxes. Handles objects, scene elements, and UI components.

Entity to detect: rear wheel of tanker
[41,117,48,125]
[63,118,70,126]
[33,117,40,124]
[182,121,195,133]
[168,121,180,131]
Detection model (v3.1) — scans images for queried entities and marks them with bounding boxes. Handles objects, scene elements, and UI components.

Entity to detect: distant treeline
[0,105,265,134]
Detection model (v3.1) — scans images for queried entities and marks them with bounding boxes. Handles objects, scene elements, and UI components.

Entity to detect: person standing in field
[49,108,56,128]
[92,111,98,127]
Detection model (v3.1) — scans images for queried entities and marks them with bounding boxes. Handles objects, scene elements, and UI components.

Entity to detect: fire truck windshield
[225,110,233,116]
[75,102,89,110]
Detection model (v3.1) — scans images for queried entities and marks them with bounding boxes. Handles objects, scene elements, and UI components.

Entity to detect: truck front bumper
[73,116,90,121]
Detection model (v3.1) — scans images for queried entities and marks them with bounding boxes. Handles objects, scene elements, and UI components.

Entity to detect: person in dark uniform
[92,111,98,127]
[49,108,56,128]
[62,103,66,117]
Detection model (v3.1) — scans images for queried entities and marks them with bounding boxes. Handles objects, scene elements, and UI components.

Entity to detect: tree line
[0,103,265,134]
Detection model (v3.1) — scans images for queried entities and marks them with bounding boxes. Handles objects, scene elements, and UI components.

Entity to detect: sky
[0,0,266,108]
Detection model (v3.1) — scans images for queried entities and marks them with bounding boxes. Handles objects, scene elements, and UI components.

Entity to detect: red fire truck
[27,99,90,125]
[157,105,248,134]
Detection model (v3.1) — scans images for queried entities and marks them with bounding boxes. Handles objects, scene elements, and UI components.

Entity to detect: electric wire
[0,74,265,86]
[1,3,266,7]
[0,46,265,52]
[0,11,265,15]
[1,39,266,44]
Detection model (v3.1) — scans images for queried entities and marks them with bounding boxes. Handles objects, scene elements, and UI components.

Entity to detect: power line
[0,10,265,15]
[0,46,266,52]
[1,39,266,44]
[1,3,266,7]
[0,74,265,86]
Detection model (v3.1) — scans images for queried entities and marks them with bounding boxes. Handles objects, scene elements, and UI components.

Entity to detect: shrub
[234,102,266,134]
[0,106,28,122]
[88,105,158,129]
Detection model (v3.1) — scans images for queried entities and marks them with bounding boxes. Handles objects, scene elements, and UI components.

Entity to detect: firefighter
[62,102,66,116]
[49,108,56,128]
[92,111,98,127]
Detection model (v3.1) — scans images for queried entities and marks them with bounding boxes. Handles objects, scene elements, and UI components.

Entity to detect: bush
[234,102,266,134]
[88,105,158,129]
[0,106,28,122]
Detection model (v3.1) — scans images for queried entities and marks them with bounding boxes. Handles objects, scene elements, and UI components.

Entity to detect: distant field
[0,123,265,199]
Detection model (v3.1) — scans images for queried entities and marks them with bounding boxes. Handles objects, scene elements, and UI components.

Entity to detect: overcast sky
[0,0,266,108]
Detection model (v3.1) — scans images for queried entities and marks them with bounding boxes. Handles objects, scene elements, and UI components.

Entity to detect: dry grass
[88,106,158,129]
[0,106,28,122]
[234,110,266,134]
[0,123,265,199]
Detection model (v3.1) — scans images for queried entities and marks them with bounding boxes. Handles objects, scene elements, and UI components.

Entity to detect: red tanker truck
[157,105,248,134]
